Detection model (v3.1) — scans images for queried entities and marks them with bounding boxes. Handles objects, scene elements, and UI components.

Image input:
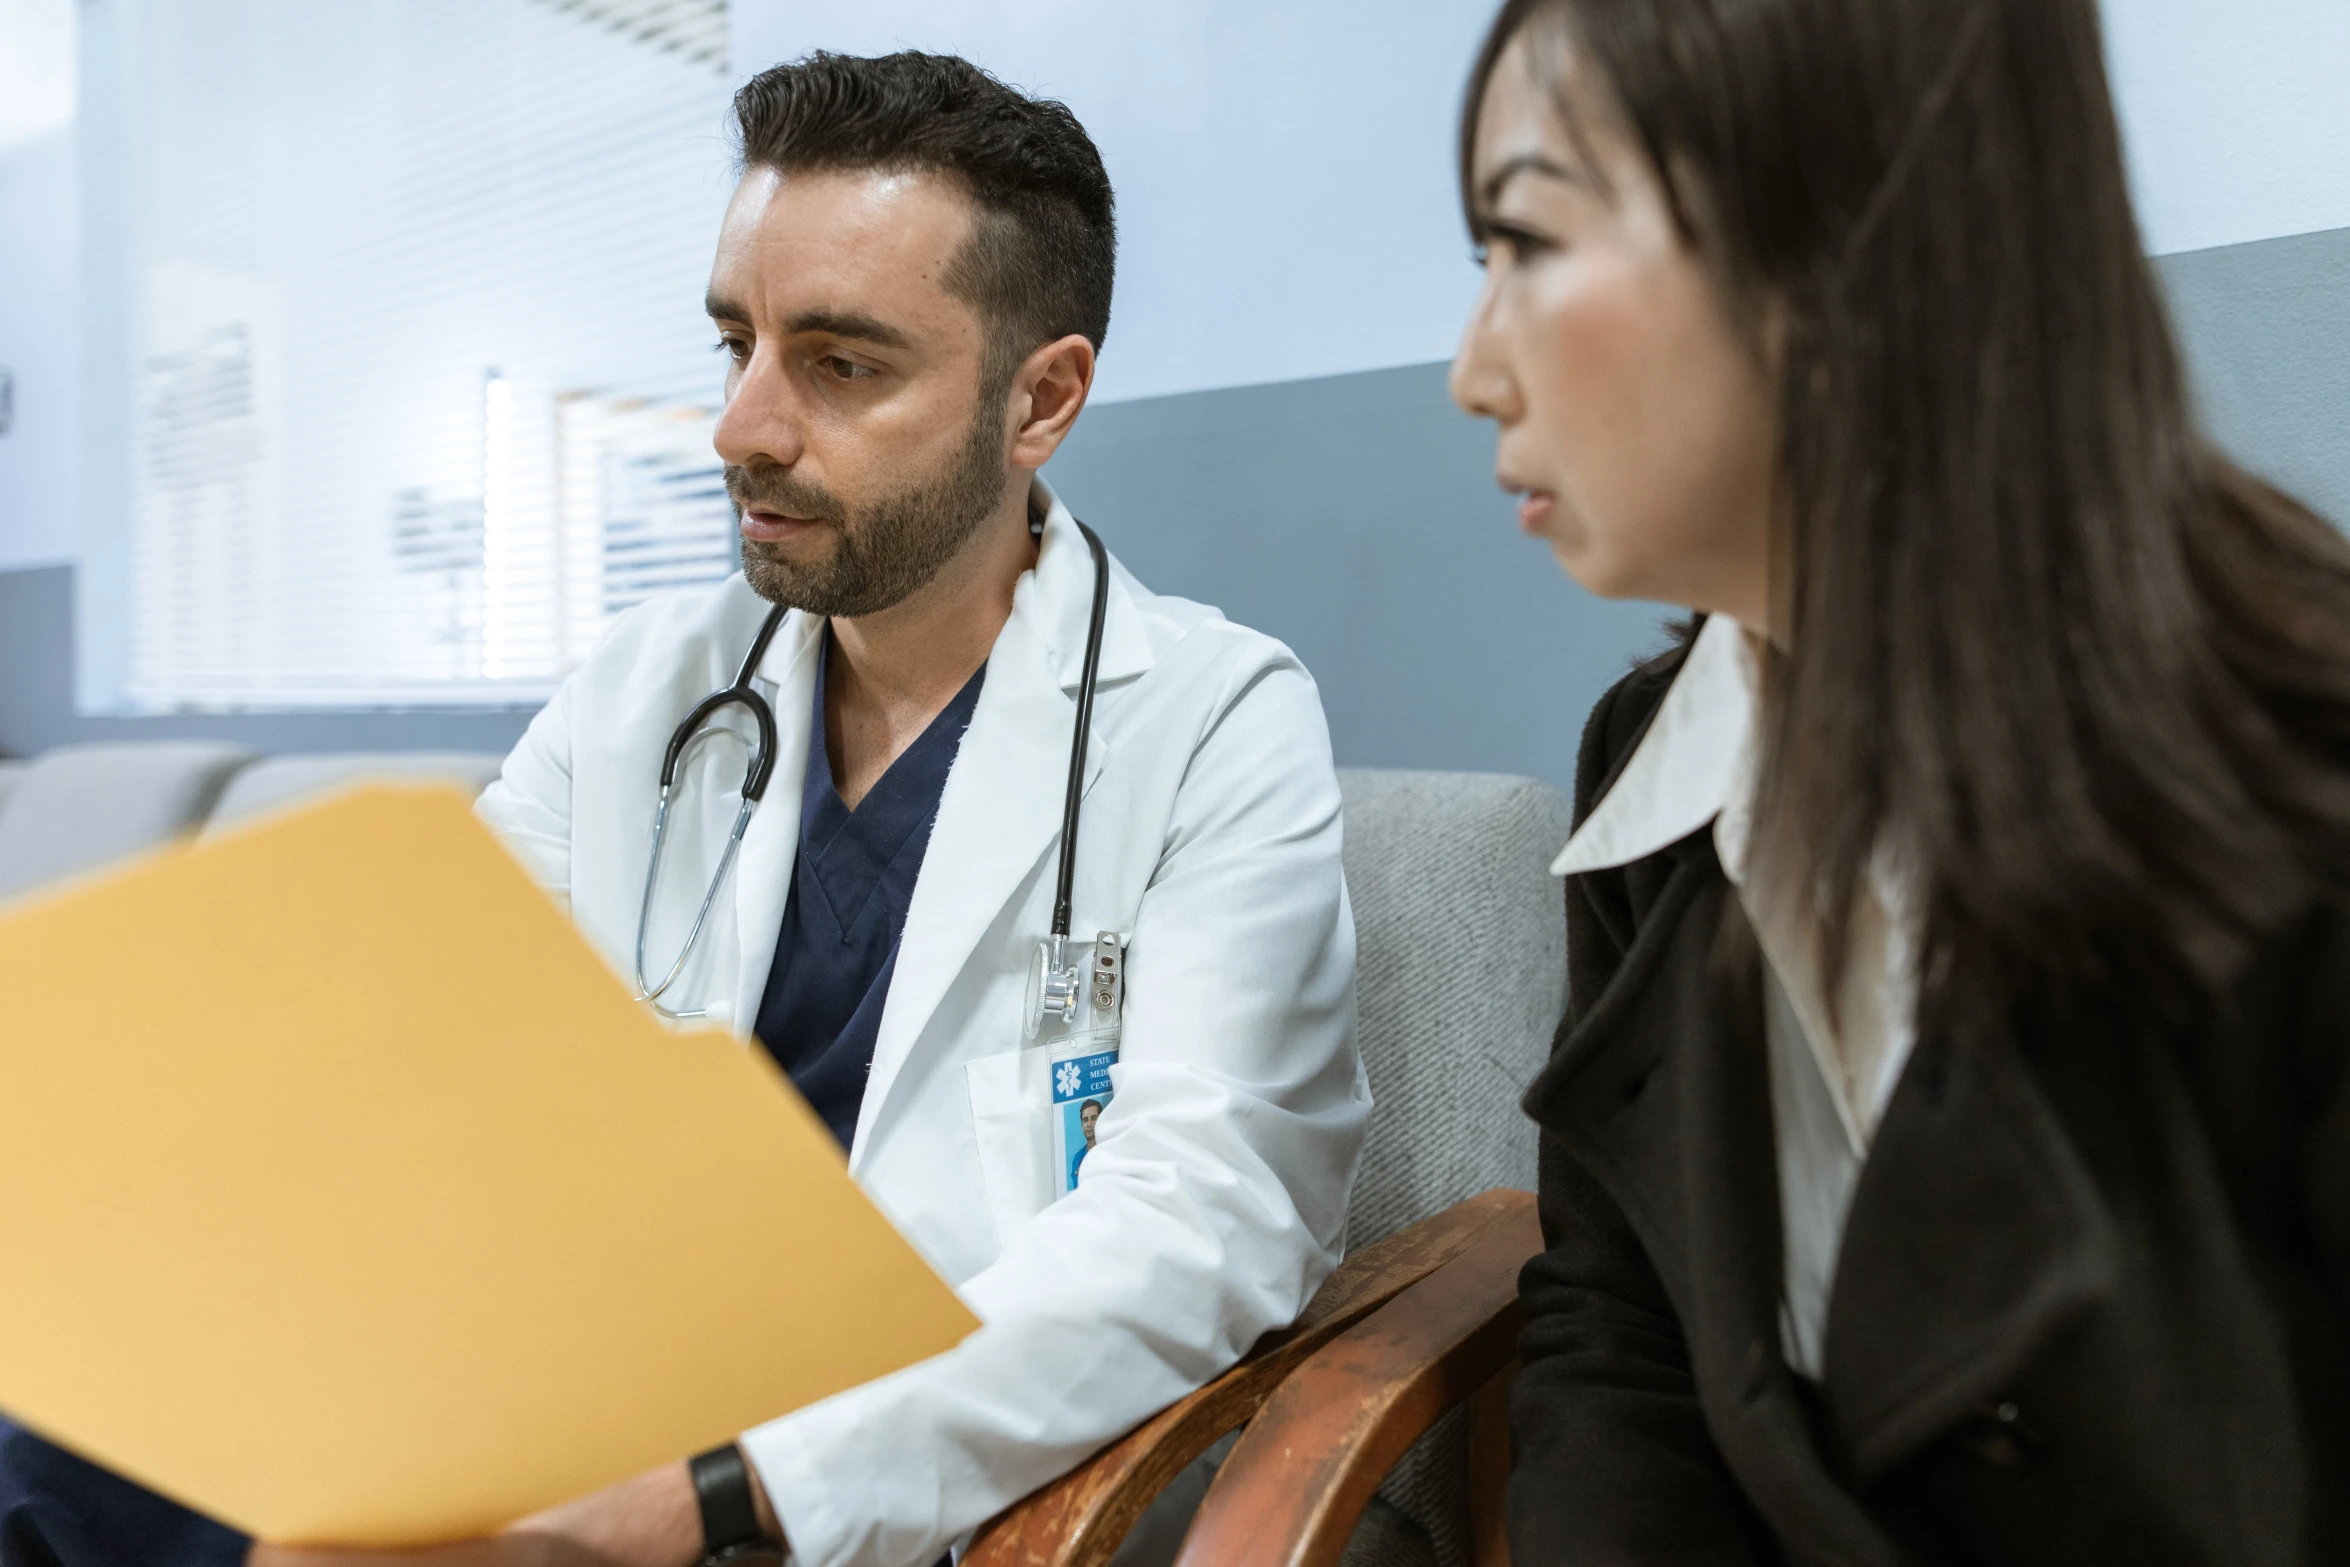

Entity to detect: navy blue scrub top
[0,1417,245,1567]
[755,638,985,1149]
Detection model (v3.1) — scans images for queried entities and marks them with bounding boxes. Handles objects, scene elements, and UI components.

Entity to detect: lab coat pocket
[964,1045,1057,1246]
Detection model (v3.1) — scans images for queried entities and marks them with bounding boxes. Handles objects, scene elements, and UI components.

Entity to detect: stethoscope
[633,519,1113,1029]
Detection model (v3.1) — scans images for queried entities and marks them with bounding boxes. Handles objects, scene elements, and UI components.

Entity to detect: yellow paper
[0,785,978,1545]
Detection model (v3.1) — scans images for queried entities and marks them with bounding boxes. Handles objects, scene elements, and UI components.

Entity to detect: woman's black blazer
[1508,643,2350,1566]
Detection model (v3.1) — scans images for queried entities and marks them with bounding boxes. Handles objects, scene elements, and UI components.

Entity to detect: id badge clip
[1024,931,1125,1195]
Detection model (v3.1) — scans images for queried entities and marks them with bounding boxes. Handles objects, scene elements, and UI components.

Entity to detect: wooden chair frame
[965,1189,1537,1567]
[1172,1198,1536,1567]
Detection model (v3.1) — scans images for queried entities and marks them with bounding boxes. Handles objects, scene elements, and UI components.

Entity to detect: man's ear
[1007,333,1096,471]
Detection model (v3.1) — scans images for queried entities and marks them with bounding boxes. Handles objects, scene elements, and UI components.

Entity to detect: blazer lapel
[1529,849,1909,1564]
[1820,1015,2121,1483]
[1528,853,1775,1316]
[726,609,824,1034]
[1675,902,1905,1561]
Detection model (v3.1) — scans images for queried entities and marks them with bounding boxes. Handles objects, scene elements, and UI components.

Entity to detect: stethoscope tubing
[1051,521,1111,940]
[660,604,790,798]
[634,601,789,1014]
[634,519,1110,1019]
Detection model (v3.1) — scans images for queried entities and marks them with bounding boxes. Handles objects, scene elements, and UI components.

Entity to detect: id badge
[1046,933,1125,1194]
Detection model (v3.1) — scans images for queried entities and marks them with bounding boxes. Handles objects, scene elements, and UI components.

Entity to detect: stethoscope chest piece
[1026,935,1078,1040]
[1025,929,1125,1040]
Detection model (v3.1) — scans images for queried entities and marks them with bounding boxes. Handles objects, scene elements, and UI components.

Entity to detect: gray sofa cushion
[1337,767,1570,1249]
[0,761,27,826]
[203,751,508,836]
[0,742,255,901]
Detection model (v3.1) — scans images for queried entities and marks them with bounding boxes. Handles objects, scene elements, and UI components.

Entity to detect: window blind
[86,0,737,709]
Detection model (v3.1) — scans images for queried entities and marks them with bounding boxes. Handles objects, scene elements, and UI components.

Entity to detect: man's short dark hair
[732,51,1115,388]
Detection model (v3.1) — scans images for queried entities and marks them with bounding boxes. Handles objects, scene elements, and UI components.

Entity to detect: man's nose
[713,347,807,470]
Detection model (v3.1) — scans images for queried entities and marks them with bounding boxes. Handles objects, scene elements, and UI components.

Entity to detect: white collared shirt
[1552,613,1919,1380]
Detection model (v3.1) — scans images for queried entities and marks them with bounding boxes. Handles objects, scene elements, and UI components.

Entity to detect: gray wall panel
[2159,224,2350,525]
[1042,362,1668,794]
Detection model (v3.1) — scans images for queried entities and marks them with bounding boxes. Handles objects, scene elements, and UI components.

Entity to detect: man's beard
[730,398,1008,618]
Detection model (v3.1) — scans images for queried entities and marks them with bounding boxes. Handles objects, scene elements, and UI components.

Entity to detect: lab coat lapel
[727,609,825,1035]
[850,495,1147,1170]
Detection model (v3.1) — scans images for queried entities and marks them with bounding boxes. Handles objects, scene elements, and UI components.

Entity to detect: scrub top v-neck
[754,639,985,1150]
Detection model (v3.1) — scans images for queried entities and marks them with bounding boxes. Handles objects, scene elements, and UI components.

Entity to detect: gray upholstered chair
[0,742,254,902]
[1337,769,1568,1254]
[0,761,28,827]
[969,768,1571,1567]
[1330,769,1569,1567]
[0,746,510,903]
[203,751,508,835]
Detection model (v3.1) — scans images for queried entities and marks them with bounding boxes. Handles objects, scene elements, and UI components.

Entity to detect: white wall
[0,127,79,571]
[0,0,79,569]
[0,0,74,150]
[2106,0,2350,257]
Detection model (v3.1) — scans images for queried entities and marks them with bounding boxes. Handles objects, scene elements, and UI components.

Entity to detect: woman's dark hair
[1463,0,2350,1020]
[733,51,1115,387]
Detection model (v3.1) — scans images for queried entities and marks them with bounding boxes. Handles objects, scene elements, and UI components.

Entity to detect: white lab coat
[476,479,1369,1567]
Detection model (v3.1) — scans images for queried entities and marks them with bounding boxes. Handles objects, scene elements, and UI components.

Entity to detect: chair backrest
[1333,767,1571,1567]
[1337,768,1570,1248]
[203,751,508,836]
[0,742,255,902]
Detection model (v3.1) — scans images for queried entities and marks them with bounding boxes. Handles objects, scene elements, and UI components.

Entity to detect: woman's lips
[1516,491,1556,534]
[739,509,821,544]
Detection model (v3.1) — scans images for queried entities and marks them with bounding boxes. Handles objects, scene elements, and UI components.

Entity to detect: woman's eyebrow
[1479,152,1588,206]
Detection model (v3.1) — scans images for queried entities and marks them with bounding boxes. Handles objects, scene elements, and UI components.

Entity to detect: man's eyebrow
[1478,151,1589,207]
[700,297,916,351]
[785,308,914,350]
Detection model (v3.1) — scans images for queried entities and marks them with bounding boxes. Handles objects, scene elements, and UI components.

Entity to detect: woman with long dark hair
[1448,0,2350,1559]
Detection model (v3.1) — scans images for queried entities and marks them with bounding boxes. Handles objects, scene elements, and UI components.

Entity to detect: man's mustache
[724,463,847,526]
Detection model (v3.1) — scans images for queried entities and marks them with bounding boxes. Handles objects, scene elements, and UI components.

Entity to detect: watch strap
[689,1442,769,1556]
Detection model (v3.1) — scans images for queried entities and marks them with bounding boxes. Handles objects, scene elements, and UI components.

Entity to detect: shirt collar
[1551,612,1765,881]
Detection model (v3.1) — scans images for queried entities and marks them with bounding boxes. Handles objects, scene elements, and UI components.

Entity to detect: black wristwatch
[690,1442,784,1565]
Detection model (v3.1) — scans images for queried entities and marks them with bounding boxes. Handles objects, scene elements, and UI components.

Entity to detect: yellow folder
[0,785,979,1546]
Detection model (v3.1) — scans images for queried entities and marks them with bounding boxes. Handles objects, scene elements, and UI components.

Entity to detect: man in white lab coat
[258,48,1366,1567]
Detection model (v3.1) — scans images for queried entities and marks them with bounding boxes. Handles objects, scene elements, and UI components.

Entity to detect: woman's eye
[1481,222,1555,265]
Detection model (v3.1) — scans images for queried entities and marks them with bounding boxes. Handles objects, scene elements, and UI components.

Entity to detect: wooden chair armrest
[1169,1197,1541,1567]
[964,1189,1536,1567]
